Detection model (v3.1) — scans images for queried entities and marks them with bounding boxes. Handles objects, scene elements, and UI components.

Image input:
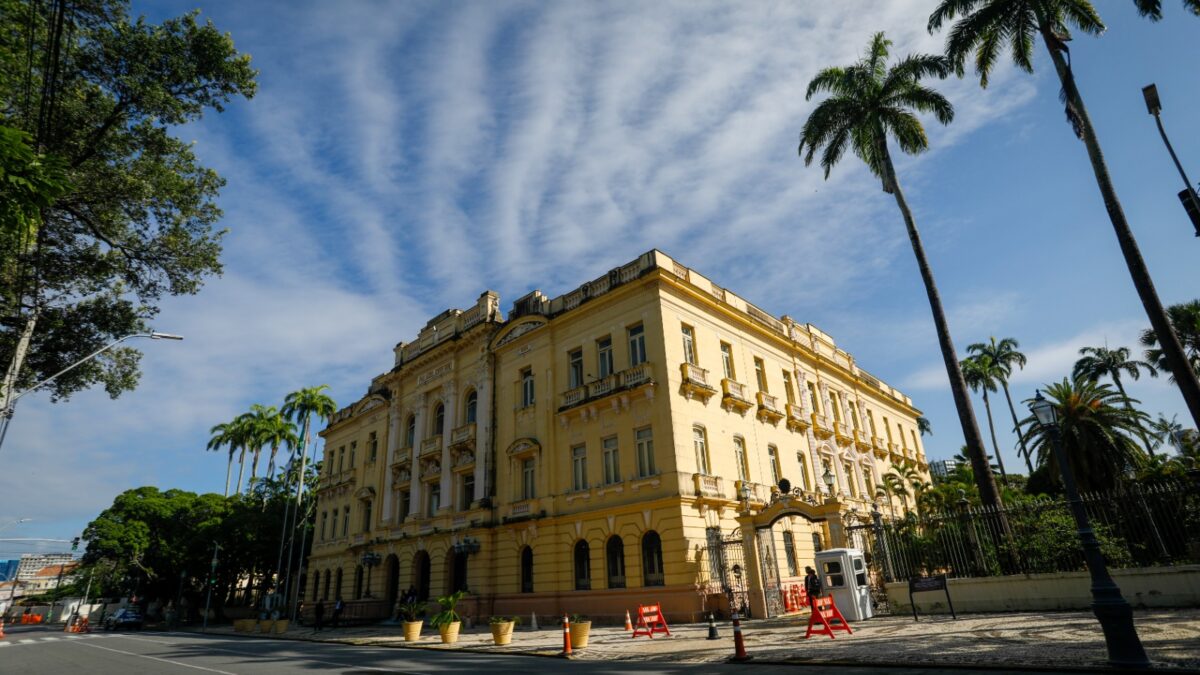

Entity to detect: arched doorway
[384,554,400,604]
[412,551,431,601]
[446,549,468,594]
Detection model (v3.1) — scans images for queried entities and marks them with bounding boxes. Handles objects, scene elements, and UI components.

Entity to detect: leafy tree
[797,32,1005,514]
[962,354,1009,484]
[928,0,1200,431]
[1131,0,1200,20]
[1020,378,1149,492]
[1139,300,1200,384]
[1073,345,1157,454]
[968,337,1033,473]
[0,0,256,413]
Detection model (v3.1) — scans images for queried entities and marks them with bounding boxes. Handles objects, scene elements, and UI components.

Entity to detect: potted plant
[568,613,591,649]
[429,590,467,644]
[489,615,521,645]
[398,600,424,642]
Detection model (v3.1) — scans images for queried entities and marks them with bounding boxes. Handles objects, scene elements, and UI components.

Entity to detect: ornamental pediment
[493,319,547,348]
[505,437,541,459]
[354,486,376,500]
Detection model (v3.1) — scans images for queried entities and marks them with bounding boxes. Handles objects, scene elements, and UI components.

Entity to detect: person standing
[331,596,344,629]
[804,566,822,609]
[313,599,325,632]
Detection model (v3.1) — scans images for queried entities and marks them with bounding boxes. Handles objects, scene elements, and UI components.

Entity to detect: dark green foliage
[1140,300,1200,384]
[1132,0,1200,20]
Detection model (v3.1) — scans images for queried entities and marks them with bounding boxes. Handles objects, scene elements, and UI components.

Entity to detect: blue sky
[2,1,1197,557]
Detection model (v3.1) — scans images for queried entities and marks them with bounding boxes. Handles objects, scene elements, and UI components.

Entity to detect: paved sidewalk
[194,609,1200,671]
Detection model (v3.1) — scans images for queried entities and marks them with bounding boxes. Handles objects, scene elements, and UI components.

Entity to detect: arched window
[606,536,626,589]
[405,415,416,449]
[433,403,445,435]
[573,540,591,590]
[642,531,664,587]
[465,390,478,424]
[520,546,534,594]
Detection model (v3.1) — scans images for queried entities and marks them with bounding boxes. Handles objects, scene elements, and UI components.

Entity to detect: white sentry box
[814,548,873,621]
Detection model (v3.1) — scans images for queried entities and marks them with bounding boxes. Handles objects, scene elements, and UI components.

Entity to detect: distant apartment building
[305,250,930,621]
[929,458,961,479]
[15,553,75,581]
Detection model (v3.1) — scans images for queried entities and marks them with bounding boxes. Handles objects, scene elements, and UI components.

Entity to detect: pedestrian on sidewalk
[804,566,822,609]
[331,596,344,629]
[313,599,325,632]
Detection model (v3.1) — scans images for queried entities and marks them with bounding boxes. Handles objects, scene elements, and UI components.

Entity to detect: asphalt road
[0,624,1063,674]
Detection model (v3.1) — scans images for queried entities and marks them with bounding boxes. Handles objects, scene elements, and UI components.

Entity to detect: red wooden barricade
[804,595,853,640]
[631,603,670,638]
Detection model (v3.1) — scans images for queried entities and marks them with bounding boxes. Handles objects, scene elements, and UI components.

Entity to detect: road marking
[185,640,410,673]
[108,633,176,644]
[19,639,36,644]
[68,640,238,674]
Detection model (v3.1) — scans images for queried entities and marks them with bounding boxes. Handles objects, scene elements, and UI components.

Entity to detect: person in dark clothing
[331,596,345,629]
[804,566,822,608]
[313,599,325,632]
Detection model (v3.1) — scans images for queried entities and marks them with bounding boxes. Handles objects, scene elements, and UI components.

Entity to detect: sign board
[631,603,670,638]
[907,574,956,621]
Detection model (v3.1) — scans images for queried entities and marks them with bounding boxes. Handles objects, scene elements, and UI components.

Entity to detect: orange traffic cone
[561,614,572,657]
[730,611,751,662]
[0,618,6,639]
[624,610,633,631]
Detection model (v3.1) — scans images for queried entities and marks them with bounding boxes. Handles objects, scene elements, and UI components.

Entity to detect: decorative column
[473,363,491,505]
[737,516,767,619]
[440,382,457,512]
[381,400,401,523]
[857,400,870,435]
[818,382,833,422]
[408,396,426,518]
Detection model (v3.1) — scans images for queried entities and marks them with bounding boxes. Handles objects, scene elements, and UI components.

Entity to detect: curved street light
[0,331,183,454]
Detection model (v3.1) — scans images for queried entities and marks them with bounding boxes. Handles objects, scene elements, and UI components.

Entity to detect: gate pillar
[737,517,767,619]
[825,502,847,549]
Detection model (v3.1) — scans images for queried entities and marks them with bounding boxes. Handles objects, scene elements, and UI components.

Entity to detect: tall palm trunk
[980,388,1008,484]
[267,443,279,479]
[1039,24,1200,431]
[880,146,1007,514]
[1000,381,1035,474]
[236,446,246,493]
[1111,373,1156,457]
[224,451,234,497]
[249,448,261,488]
[284,413,314,621]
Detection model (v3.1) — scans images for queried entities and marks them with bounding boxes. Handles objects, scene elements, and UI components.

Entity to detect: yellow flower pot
[438,620,461,644]
[569,621,591,649]
[403,620,423,642]
[490,620,514,646]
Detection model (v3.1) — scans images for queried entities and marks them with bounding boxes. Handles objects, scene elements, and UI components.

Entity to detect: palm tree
[209,414,254,495]
[917,416,932,437]
[1073,345,1158,454]
[1147,414,1184,453]
[798,32,1004,513]
[1140,300,1200,383]
[258,408,298,480]
[968,337,1033,473]
[1020,378,1149,492]
[961,354,1009,485]
[206,422,238,497]
[929,0,1200,432]
[1132,0,1200,20]
[241,404,281,488]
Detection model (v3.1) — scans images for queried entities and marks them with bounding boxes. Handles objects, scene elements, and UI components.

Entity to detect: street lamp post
[1143,83,1200,237]
[0,331,184,454]
[361,552,381,599]
[821,466,836,498]
[1029,391,1150,669]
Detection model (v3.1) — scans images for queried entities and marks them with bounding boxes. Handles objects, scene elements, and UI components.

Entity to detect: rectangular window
[808,383,820,414]
[782,371,795,404]
[884,416,893,442]
[734,437,748,483]
[754,357,767,392]
[342,506,350,537]
[898,423,905,447]
[628,324,646,366]
[521,368,535,407]
[337,446,345,473]
[768,446,780,485]
[636,427,656,477]
[796,452,809,490]
[350,441,357,467]
[681,325,697,365]
[850,406,860,431]
[368,432,378,462]
[362,501,372,532]
[568,349,583,388]
[522,458,536,499]
[320,511,327,541]
[783,531,799,577]
[844,462,858,498]
[911,429,919,451]
[461,474,474,511]
[602,436,620,485]
[597,337,614,379]
[572,444,588,491]
[427,484,441,514]
[868,410,877,435]
[397,491,409,521]
[720,342,735,379]
[693,427,710,475]
[830,392,842,422]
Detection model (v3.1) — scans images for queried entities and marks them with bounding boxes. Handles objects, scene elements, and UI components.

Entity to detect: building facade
[15,554,75,581]
[305,250,930,622]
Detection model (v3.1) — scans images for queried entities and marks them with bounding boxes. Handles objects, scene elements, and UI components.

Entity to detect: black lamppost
[1029,391,1151,669]
[361,552,381,598]
[1143,83,1200,237]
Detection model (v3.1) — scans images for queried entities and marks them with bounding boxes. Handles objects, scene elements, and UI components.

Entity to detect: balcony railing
[757,392,785,422]
[420,435,442,457]
[450,423,476,448]
[786,404,810,431]
[621,362,652,387]
[812,413,833,439]
[589,374,617,398]
[722,378,748,401]
[682,362,710,387]
[559,362,656,411]
[693,473,725,498]
[562,385,587,408]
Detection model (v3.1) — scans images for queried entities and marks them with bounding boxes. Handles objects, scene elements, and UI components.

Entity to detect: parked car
[103,608,143,631]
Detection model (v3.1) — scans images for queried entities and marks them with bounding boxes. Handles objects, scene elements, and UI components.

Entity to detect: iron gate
[846,519,893,616]
[707,527,751,618]
[756,528,784,617]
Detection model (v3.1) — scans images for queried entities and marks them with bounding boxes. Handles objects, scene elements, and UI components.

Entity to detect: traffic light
[71,537,80,551]
[1179,189,1200,237]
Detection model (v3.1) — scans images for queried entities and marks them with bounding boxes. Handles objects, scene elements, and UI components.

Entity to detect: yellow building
[305,250,929,623]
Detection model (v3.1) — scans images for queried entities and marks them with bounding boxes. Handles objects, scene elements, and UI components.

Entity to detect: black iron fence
[875,479,1200,583]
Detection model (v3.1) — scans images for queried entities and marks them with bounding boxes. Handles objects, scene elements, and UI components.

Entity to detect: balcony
[853,430,873,451]
[392,465,412,486]
[559,363,656,412]
[812,413,834,439]
[680,363,716,401]
[887,442,902,457]
[693,473,725,499]
[562,385,587,408]
[834,421,853,445]
[756,392,785,424]
[786,404,810,432]
[589,374,617,398]
[449,423,476,450]
[420,435,442,457]
[721,378,753,413]
[620,362,653,388]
